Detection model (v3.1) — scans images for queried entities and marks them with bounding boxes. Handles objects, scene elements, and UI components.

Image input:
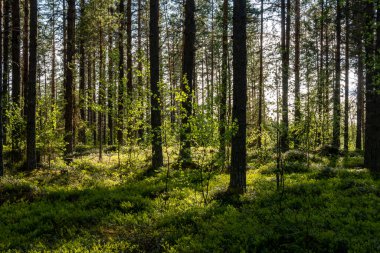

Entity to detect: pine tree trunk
[150,0,163,169]
[117,0,125,146]
[26,0,37,170]
[332,0,341,150]
[229,0,247,194]
[344,0,349,153]
[22,0,29,103]
[0,0,4,175]
[356,40,364,150]
[12,0,21,105]
[257,0,263,149]
[219,0,228,161]
[3,0,10,142]
[294,0,301,148]
[64,0,75,162]
[79,0,86,144]
[179,0,196,164]
[108,8,114,146]
[364,1,380,172]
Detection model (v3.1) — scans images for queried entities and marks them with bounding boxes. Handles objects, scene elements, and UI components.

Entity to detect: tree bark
[0,0,4,175]
[356,39,364,150]
[150,0,163,169]
[364,1,380,172]
[344,0,349,152]
[257,0,264,148]
[79,0,86,144]
[117,0,125,146]
[229,0,247,194]
[294,0,301,148]
[22,0,28,103]
[219,0,228,161]
[64,0,75,162]
[332,0,341,150]
[179,0,196,164]
[12,0,21,105]
[26,0,37,170]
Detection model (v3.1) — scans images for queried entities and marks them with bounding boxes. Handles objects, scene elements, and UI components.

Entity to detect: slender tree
[117,0,125,146]
[294,0,301,148]
[280,0,290,151]
[257,0,264,148]
[26,0,37,170]
[22,0,29,102]
[64,0,75,162]
[364,0,380,172]
[219,0,228,161]
[0,0,4,176]
[356,39,364,150]
[3,0,10,138]
[11,0,21,105]
[332,0,341,150]
[229,0,247,194]
[79,0,86,144]
[150,0,163,169]
[344,0,349,152]
[179,0,196,165]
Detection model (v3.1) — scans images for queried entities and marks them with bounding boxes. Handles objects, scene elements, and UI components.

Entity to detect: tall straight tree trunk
[0,0,4,175]
[126,0,132,106]
[356,40,364,150]
[294,0,301,148]
[117,0,125,146]
[364,1,380,172]
[22,0,28,102]
[150,0,163,169]
[137,0,144,139]
[11,0,21,105]
[26,0,37,170]
[344,0,349,152]
[79,0,86,144]
[280,0,290,151]
[229,0,247,194]
[64,0,75,162]
[108,7,114,146]
[257,0,263,148]
[317,0,324,146]
[179,0,196,165]
[51,0,55,101]
[332,0,341,150]
[219,0,228,161]
[98,28,105,161]
[3,0,10,141]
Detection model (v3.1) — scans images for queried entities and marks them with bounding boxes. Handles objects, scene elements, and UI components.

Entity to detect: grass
[0,151,379,252]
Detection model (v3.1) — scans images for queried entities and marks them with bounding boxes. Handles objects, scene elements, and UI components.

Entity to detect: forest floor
[0,149,379,252]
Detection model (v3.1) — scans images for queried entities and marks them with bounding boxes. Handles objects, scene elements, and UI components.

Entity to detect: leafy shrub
[314,167,338,179]
[283,150,308,163]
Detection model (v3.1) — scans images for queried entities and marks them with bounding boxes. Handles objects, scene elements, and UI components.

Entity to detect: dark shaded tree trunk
[22,0,28,103]
[3,0,10,141]
[344,0,349,152]
[150,0,163,169]
[219,0,228,161]
[26,0,37,170]
[364,1,380,172]
[229,0,247,194]
[179,0,196,164]
[294,0,301,148]
[280,0,290,152]
[126,0,132,103]
[64,0,75,162]
[332,0,341,150]
[108,7,114,146]
[98,28,105,161]
[356,40,364,150]
[257,0,263,149]
[78,0,86,144]
[11,0,21,105]
[117,0,125,146]
[51,0,55,101]
[0,0,4,176]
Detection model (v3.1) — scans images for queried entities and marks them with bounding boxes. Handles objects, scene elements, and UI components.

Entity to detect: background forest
[0,0,379,252]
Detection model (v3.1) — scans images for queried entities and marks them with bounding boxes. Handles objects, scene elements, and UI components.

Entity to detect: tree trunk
[108,7,114,146]
[364,1,380,172]
[22,0,29,103]
[257,0,264,148]
[219,0,228,161]
[64,0,75,162]
[294,0,301,148]
[179,0,196,164]
[98,28,105,161]
[356,39,364,150]
[229,0,247,194]
[332,0,341,150]
[26,0,37,170]
[150,0,163,169]
[0,0,4,175]
[126,0,132,107]
[79,0,86,144]
[117,0,125,146]
[12,0,21,105]
[280,0,290,152]
[3,0,10,141]
[344,0,349,152]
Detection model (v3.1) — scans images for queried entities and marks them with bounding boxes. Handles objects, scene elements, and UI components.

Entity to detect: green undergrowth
[0,152,379,252]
